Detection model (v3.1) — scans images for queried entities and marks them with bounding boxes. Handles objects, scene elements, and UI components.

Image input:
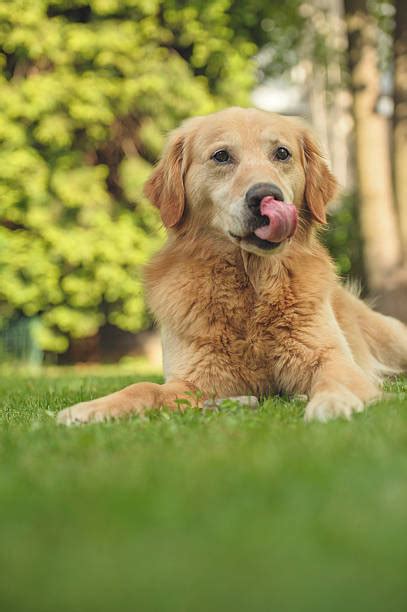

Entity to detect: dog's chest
[159,257,316,394]
[197,261,301,354]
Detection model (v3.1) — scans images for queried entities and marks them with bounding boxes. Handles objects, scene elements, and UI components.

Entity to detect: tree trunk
[394,0,407,261]
[344,0,402,292]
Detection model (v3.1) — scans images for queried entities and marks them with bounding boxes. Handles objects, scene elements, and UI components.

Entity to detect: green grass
[1,371,406,612]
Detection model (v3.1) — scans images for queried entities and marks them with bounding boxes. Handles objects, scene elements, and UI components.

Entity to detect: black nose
[245,183,284,212]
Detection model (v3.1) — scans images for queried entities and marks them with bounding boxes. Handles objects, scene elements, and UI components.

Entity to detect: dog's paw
[304,388,364,423]
[57,401,115,426]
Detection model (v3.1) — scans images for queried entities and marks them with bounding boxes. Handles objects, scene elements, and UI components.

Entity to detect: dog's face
[145,108,337,256]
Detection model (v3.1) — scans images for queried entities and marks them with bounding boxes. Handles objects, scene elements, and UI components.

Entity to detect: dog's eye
[275,147,291,161]
[212,149,230,163]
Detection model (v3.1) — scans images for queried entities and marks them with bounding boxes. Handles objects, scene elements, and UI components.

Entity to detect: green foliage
[0,0,355,354]
[2,0,291,351]
[368,0,396,70]
[323,192,366,286]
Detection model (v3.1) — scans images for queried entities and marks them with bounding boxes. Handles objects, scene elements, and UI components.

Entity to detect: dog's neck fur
[144,226,335,330]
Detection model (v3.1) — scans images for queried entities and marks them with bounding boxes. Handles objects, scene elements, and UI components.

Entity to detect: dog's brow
[206,141,237,155]
[260,133,280,146]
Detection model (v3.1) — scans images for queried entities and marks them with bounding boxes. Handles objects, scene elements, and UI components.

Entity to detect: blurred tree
[0,0,303,355]
[394,0,407,259]
[344,0,402,292]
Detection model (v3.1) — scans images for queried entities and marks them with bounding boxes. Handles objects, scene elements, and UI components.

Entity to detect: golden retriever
[57,107,407,425]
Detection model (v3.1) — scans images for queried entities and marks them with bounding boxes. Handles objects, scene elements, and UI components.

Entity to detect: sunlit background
[0,0,406,370]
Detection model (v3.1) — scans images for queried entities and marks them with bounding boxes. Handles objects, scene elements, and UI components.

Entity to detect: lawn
[0,370,406,612]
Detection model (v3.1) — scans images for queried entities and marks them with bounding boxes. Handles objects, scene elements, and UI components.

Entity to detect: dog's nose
[245,183,284,212]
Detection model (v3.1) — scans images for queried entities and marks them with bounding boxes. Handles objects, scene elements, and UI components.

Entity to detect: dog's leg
[304,356,381,422]
[362,311,407,373]
[57,380,199,425]
[334,287,407,374]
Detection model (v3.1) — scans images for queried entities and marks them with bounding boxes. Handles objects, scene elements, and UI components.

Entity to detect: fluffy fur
[58,108,407,425]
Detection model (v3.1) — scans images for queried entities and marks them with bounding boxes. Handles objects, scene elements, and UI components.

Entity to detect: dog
[57,107,407,425]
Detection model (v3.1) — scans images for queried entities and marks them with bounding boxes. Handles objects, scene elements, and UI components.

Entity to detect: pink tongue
[254,196,298,243]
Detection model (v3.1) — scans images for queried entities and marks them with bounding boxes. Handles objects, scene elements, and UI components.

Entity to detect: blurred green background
[0,0,406,366]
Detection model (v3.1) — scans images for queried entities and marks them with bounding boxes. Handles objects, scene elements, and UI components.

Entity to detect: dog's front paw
[304,387,364,423]
[57,401,115,425]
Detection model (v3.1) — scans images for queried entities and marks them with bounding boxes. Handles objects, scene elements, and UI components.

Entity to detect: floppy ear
[302,130,337,224]
[144,130,186,228]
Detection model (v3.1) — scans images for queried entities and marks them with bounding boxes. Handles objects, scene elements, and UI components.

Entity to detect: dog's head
[144,107,337,256]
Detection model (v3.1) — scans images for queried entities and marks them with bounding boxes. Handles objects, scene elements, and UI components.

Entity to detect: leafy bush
[0,0,308,352]
[323,192,366,288]
[0,1,246,349]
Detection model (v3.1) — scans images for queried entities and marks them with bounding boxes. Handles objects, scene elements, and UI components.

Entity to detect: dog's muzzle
[245,182,298,244]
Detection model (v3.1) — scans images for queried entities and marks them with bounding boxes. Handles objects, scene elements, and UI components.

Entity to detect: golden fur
[58,107,407,425]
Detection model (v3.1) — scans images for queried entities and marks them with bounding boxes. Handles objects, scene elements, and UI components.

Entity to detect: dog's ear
[144,129,186,228]
[302,130,337,224]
